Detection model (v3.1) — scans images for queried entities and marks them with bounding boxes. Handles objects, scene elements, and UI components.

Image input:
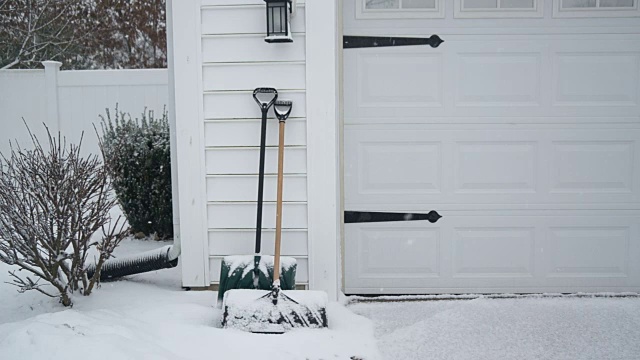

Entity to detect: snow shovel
[222,100,328,333]
[217,88,297,305]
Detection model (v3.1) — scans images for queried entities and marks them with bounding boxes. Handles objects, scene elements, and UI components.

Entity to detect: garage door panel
[355,51,444,108]
[550,39,640,108]
[550,141,635,194]
[343,115,640,125]
[454,141,537,194]
[344,37,640,121]
[354,227,441,280]
[455,52,542,107]
[345,127,640,206]
[356,140,442,194]
[453,227,536,278]
[344,214,640,293]
[553,52,640,106]
[545,226,630,278]
[345,40,547,119]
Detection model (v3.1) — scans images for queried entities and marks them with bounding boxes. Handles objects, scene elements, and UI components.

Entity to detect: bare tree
[0,0,167,70]
[0,0,94,69]
[92,0,167,69]
[0,124,128,306]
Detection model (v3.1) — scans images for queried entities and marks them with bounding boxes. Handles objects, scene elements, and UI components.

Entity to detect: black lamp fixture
[264,0,294,43]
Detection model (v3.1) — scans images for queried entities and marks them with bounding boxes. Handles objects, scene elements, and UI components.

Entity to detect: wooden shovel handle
[273,120,285,283]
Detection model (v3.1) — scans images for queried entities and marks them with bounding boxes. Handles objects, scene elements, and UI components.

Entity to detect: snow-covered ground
[0,239,378,360]
[350,296,640,360]
[2,238,640,360]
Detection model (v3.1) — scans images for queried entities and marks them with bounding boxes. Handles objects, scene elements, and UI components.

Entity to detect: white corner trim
[169,0,210,287]
[305,0,340,301]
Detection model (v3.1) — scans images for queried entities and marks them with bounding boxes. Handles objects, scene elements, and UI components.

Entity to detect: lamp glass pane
[267,2,286,35]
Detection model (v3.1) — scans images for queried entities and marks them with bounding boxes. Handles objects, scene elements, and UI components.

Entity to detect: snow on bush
[99,106,173,240]
[0,125,128,307]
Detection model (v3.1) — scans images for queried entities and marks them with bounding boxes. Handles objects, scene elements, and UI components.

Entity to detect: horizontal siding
[203,91,306,119]
[208,202,308,229]
[210,257,309,284]
[202,63,305,91]
[201,1,308,285]
[204,119,306,147]
[201,6,305,35]
[202,34,306,63]
[205,147,307,174]
[208,229,308,256]
[207,174,307,202]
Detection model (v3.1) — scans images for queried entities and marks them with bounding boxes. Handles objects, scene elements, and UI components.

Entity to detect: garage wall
[200,0,309,286]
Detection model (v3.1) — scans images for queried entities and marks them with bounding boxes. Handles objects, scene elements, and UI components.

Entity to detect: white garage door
[343,0,640,294]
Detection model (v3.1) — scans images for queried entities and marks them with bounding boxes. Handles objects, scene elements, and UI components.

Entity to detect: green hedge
[99,107,173,239]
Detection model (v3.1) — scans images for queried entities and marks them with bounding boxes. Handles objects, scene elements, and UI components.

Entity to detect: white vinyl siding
[200,1,309,286]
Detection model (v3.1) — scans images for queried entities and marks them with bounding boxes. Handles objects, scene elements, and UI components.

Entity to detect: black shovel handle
[254,88,278,254]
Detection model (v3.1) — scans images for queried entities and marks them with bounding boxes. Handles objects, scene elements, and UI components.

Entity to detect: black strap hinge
[344,211,442,224]
[343,35,443,49]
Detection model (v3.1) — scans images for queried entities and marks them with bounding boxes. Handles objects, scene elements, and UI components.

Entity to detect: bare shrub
[0,124,128,306]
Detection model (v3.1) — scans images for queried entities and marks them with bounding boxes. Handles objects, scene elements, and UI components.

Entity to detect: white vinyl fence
[0,61,169,157]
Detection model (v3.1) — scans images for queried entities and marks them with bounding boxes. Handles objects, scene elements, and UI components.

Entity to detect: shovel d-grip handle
[253,87,278,110]
[274,100,292,122]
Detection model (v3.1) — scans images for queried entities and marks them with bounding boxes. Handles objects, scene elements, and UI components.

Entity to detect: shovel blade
[222,289,328,333]
[217,255,297,306]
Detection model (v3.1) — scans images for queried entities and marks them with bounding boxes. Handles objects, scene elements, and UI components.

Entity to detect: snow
[224,254,297,279]
[350,296,640,360]
[222,289,328,333]
[0,239,379,360]
[104,244,173,264]
[3,239,640,360]
[225,288,328,308]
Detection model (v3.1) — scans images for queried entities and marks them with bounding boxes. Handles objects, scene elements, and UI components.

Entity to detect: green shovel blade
[217,255,296,305]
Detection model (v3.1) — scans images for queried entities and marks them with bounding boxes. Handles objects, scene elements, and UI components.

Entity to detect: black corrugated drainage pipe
[86,242,180,281]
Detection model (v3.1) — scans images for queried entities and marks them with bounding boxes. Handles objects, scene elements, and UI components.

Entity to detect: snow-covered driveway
[349,296,640,360]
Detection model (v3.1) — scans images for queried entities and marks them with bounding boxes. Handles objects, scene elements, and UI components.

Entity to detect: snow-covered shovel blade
[217,255,297,306]
[222,289,328,333]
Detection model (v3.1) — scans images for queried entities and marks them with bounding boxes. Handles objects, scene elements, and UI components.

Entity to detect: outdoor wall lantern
[264,0,294,43]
